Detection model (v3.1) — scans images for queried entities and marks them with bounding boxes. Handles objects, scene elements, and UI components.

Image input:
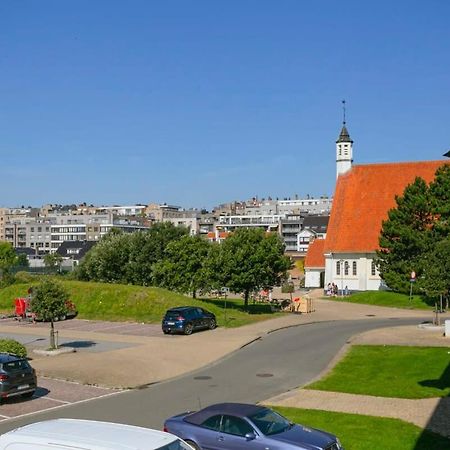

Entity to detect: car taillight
[163,426,169,432]
[0,374,9,381]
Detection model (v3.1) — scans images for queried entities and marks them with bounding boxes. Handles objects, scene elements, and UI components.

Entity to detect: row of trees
[377,164,450,299]
[77,224,292,307]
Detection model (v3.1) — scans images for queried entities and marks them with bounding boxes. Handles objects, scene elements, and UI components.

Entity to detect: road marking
[0,389,129,423]
[41,397,70,404]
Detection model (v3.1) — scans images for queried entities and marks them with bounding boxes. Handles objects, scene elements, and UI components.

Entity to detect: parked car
[164,403,344,450]
[0,418,193,450]
[0,353,37,403]
[162,306,217,335]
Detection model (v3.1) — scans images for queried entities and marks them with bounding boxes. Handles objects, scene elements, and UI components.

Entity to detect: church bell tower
[336,100,353,178]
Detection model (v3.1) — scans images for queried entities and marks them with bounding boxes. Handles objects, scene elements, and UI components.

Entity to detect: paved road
[0,317,423,433]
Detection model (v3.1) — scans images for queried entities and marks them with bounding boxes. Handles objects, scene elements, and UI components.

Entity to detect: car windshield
[156,438,193,450]
[249,408,292,436]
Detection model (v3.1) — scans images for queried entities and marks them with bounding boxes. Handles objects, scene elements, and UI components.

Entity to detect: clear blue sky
[1,1,449,210]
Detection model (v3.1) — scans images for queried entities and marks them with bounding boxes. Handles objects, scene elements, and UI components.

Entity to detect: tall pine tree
[377,177,433,293]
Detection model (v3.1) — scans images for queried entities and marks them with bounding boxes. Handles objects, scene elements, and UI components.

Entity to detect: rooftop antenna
[342,99,346,125]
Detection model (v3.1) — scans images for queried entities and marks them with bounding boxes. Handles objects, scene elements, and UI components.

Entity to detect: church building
[305,119,447,292]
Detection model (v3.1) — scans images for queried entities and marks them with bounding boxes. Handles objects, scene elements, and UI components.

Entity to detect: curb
[33,347,76,357]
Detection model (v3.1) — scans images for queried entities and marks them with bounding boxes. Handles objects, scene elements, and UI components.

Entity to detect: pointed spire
[336,100,353,143]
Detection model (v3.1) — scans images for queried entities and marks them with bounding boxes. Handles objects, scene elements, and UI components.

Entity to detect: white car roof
[0,419,179,450]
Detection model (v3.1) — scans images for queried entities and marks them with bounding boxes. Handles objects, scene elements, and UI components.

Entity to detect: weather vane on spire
[342,99,346,125]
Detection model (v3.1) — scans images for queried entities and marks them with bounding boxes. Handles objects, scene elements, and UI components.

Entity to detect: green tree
[78,231,132,283]
[428,164,450,239]
[421,237,450,300]
[377,177,433,293]
[126,222,189,285]
[0,241,18,284]
[43,253,63,272]
[16,253,30,268]
[29,279,69,349]
[77,222,188,285]
[152,235,212,297]
[209,228,292,308]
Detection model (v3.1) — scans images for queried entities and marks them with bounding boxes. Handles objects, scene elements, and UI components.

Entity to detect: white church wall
[305,269,322,288]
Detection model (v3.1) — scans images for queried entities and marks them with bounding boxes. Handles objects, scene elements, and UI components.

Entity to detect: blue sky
[1,1,449,210]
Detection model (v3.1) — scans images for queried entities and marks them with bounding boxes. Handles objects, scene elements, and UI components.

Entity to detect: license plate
[167,322,175,325]
[17,384,29,390]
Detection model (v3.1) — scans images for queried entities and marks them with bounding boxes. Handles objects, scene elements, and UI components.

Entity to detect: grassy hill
[0,279,279,328]
[338,290,435,310]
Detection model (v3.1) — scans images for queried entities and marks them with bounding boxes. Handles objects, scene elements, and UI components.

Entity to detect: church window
[371,261,376,276]
[344,261,349,276]
[352,261,357,275]
[336,261,341,275]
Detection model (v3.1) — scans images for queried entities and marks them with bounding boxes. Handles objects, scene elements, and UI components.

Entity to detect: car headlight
[336,437,343,449]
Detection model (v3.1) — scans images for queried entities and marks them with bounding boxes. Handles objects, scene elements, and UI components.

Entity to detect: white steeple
[336,100,353,178]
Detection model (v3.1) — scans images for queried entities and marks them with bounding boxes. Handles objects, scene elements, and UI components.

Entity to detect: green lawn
[272,407,450,450]
[326,290,433,310]
[306,345,450,399]
[0,280,282,327]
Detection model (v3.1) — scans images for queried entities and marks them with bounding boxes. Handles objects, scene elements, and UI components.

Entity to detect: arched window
[352,261,357,276]
[336,260,341,275]
[344,261,349,276]
[371,260,376,276]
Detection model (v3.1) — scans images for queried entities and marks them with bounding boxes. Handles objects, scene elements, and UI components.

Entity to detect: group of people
[326,283,339,297]
[326,283,349,297]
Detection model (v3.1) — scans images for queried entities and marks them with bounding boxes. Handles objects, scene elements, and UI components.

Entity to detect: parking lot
[0,377,122,421]
[0,317,164,337]
[0,318,159,421]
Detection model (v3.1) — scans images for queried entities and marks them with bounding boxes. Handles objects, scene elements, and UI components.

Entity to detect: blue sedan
[164,403,344,450]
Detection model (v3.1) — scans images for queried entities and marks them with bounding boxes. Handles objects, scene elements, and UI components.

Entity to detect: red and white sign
[411,271,416,280]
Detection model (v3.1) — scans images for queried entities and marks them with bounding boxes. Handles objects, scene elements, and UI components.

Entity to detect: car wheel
[59,315,66,321]
[21,391,34,399]
[163,330,170,335]
[208,319,217,330]
[184,323,194,335]
[185,440,200,450]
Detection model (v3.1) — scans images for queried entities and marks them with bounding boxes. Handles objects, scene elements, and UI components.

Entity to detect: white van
[0,418,193,450]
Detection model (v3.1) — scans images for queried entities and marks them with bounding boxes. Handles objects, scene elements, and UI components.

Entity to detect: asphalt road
[0,317,424,434]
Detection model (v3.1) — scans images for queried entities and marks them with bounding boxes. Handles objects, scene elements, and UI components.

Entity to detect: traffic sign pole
[409,271,416,305]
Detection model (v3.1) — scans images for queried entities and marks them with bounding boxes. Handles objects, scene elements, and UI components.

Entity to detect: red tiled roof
[305,238,326,268]
[324,161,448,253]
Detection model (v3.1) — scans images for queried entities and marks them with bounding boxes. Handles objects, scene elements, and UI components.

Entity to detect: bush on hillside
[14,271,37,284]
[0,339,27,357]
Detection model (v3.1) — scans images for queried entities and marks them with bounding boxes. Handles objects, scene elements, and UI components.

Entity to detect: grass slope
[306,345,450,399]
[272,407,450,450]
[0,280,280,327]
[333,291,433,309]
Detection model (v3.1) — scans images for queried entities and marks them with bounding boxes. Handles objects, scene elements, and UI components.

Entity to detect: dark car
[162,307,217,335]
[0,353,37,403]
[164,403,344,450]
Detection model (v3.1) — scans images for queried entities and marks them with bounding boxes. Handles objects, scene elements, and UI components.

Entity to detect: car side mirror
[245,432,256,441]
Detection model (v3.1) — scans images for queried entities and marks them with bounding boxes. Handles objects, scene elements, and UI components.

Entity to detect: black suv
[162,306,217,335]
[0,353,37,402]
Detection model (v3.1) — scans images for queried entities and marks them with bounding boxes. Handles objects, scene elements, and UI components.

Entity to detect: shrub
[14,271,37,284]
[0,339,27,357]
[281,282,295,293]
